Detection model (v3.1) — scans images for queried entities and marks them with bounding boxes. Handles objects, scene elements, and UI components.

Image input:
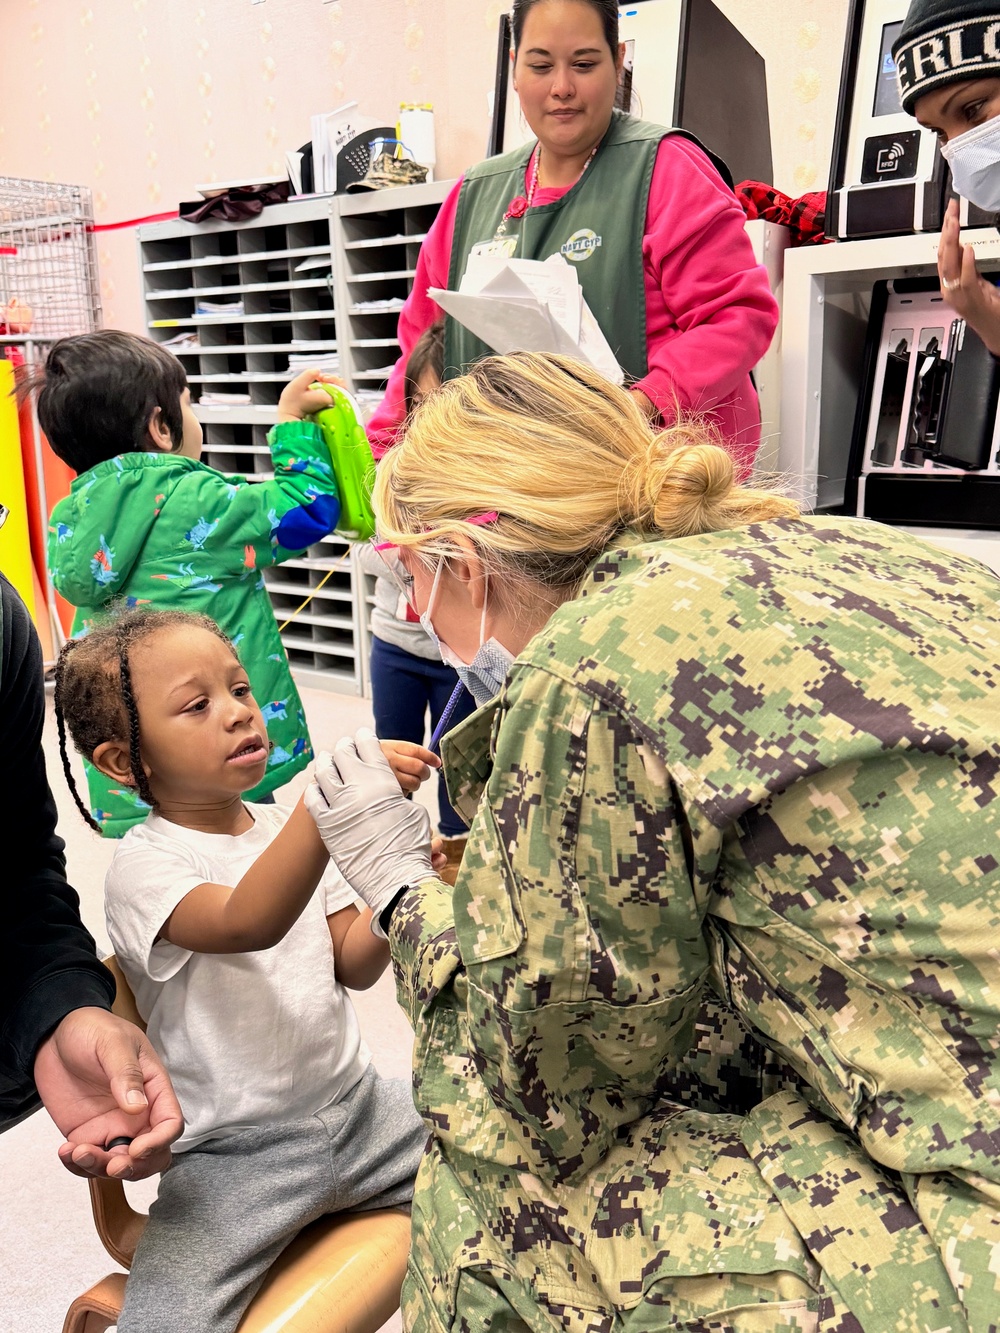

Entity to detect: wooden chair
[63,957,412,1333]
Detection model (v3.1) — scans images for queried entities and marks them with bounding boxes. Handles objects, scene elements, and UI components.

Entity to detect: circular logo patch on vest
[560,229,603,263]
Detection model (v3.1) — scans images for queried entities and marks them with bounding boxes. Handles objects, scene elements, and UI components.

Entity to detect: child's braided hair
[54,606,233,832]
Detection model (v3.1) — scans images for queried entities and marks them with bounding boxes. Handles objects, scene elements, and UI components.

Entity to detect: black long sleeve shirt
[0,574,114,1132]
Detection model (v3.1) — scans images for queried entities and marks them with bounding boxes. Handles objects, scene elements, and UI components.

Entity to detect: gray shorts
[119,1064,425,1333]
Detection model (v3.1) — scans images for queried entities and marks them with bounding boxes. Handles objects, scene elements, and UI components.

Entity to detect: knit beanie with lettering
[893,0,1000,113]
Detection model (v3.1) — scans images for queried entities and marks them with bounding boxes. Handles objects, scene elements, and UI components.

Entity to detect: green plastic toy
[311,383,376,541]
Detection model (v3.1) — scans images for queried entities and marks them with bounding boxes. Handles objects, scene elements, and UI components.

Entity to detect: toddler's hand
[277,369,349,424]
[430,836,448,876]
[380,739,440,793]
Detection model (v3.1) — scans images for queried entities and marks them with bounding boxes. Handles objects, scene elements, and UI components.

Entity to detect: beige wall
[0,0,849,332]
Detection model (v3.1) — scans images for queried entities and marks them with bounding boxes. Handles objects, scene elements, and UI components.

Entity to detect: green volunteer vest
[444,111,731,384]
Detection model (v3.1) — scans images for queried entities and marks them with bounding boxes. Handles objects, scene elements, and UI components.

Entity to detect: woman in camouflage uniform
[308,352,1000,1331]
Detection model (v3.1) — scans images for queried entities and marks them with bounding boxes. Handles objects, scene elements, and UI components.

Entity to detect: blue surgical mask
[420,558,514,706]
[941,114,1000,213]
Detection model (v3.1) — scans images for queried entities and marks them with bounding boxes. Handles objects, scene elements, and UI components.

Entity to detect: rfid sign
[560,229,603,262]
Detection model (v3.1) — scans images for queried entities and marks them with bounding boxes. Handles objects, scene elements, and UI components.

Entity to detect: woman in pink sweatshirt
[368,0,778,475]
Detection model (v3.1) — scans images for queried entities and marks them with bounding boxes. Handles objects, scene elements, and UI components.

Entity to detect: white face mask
[940,114,1000,213]
[419,558,515,707]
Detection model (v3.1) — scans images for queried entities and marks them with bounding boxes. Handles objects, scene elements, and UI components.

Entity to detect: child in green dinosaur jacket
[39,330,357,836]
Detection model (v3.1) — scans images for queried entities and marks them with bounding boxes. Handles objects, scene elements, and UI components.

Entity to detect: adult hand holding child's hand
[305,729,439,935]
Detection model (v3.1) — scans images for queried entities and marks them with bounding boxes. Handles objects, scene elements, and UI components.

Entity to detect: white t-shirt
[105,805,370,1152]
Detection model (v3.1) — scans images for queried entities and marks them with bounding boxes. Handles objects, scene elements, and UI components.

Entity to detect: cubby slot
[199,423,260,477]
[139,188,452,695]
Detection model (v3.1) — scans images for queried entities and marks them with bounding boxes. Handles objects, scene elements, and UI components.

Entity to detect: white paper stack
[428,255,623,385]
[198,391,252,406]
[195,299,245,318]
[351,297,405,313]
[288,351,341,374]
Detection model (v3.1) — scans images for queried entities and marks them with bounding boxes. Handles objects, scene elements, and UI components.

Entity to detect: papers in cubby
[194,299,245,317]
[288,352,341,374]
[351,297,405,312]
[198,392,252,406]
[428,255,623,385]
[294,255,332,274]
[161,331,200,352]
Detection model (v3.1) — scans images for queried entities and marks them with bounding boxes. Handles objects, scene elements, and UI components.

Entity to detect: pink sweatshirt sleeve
[365,176,464,459]
[636,136,778,422]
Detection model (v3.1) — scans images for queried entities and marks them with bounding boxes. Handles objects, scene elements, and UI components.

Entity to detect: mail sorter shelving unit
[328,179,454,693]
[137,182,454,696]
[330,178,452,409]
[778,229,1000,577]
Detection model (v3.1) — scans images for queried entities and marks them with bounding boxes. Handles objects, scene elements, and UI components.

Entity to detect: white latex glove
[304,728,436,936]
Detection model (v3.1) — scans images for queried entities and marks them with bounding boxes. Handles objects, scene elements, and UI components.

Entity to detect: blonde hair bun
[374,352,799,589]
[638,436,737,539]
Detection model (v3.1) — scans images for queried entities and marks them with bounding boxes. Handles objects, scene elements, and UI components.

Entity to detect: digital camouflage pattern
[389,516,1000,1331]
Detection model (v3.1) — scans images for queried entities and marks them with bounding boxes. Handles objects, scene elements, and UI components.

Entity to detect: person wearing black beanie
[896,0,1000,353]
[894,2,1000,113]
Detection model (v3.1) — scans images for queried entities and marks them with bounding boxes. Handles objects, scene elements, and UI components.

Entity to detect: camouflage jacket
[389,518,1000,1332]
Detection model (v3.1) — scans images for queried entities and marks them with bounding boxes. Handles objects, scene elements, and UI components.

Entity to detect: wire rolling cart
[0,176,102,658]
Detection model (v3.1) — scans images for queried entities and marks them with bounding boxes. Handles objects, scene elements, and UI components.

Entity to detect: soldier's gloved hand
[304,729,437,935]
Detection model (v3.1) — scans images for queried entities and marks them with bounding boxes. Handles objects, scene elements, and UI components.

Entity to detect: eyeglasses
[370,512,499,617]
[370,540,418,616]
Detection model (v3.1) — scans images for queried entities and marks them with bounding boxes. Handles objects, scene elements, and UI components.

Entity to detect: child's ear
[145,405,176,454]
[92,739,139,786]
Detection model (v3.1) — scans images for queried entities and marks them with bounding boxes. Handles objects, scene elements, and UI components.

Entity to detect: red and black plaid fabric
[736,181,831,246]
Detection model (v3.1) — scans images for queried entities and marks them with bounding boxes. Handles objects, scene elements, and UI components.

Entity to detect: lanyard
[492,141,599,245]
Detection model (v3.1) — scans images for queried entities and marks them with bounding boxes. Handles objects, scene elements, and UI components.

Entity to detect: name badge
[470,237,518,259]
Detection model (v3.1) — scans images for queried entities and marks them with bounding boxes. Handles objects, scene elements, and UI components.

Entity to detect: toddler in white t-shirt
[55,606,439,1333]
